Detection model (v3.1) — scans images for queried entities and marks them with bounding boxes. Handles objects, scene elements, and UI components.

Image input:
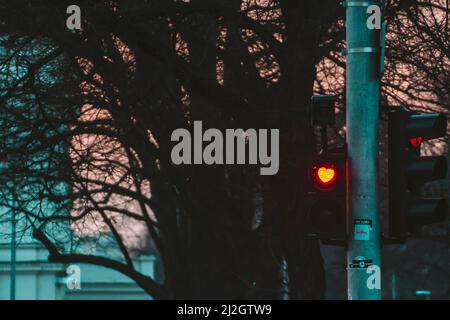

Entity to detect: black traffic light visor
[407,156,448,185]
[407,198,448,223]
[406,113,448,140]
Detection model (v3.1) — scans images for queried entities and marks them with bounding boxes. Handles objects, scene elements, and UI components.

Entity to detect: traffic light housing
[388,108,448,240]
[307,149,347,240]
[311,95,337,126]
[308,95,346,243]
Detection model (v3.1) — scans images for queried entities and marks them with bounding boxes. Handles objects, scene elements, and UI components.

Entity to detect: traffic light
[388,108,448,240]
[307,95,346,242]
[307,150,346,240]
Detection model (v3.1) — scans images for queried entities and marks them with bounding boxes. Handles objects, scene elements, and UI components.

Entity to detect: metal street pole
[344,0,383,300]
[10,210,16,300]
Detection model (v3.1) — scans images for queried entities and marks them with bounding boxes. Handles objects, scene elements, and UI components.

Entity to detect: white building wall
[0,244,156,300]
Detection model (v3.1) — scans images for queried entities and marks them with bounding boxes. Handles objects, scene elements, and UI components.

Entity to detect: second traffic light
[388,108,448,240]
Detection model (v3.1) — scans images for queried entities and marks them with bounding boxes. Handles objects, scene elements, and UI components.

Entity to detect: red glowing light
[409,137,423,149]
[313,165,337,188]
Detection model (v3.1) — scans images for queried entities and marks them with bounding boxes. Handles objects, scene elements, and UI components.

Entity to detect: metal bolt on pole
[344,0,383,300]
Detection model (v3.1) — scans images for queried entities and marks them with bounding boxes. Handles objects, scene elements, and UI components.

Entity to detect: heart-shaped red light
[317,167,336,184]
[409,137,423,149]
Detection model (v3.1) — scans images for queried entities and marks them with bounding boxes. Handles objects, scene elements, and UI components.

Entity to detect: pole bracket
[341,1,379,8]
[343,47,380,55]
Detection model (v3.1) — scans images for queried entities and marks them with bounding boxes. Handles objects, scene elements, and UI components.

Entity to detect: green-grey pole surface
[345,0,382,300]
[10,210,16,300]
